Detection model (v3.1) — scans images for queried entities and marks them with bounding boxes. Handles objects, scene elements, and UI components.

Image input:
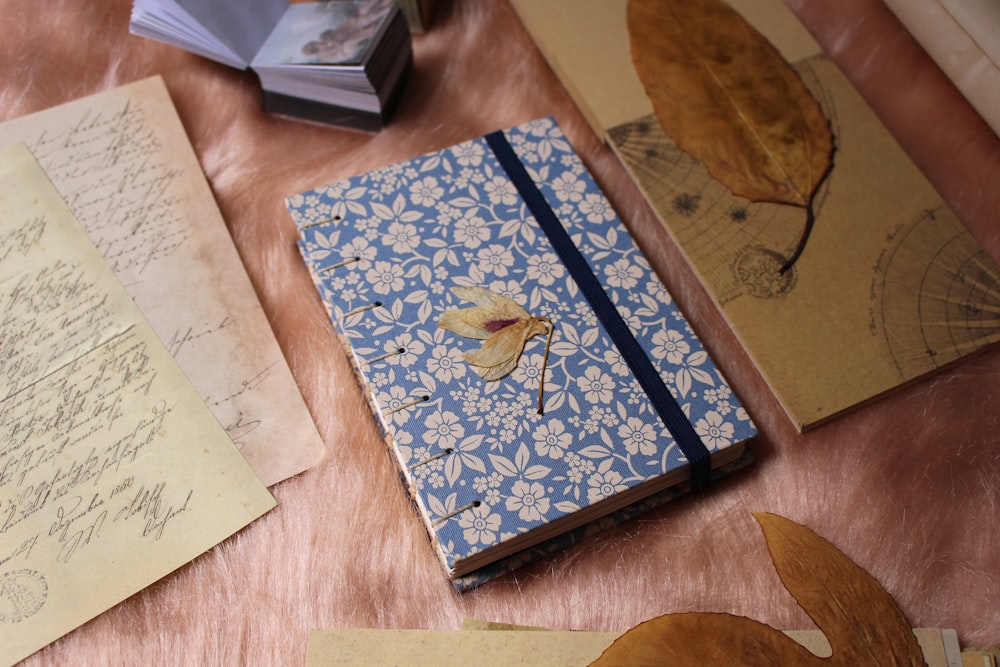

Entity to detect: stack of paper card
[131,0,412,131]
[396,0,437,34]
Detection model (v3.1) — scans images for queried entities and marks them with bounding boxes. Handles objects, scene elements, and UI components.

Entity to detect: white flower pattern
[289,117,756,573]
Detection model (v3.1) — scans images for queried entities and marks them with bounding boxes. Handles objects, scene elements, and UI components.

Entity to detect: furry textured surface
[3,0,998,664]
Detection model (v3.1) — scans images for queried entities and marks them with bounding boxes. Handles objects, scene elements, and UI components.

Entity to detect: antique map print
[511,0,1000,428]
[607,52,1000,428]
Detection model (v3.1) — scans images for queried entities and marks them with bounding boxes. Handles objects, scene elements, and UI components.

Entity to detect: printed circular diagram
[874,205,1000,379]
[0,569,48,623]
[608,115,818,304]
[732,246,797,300]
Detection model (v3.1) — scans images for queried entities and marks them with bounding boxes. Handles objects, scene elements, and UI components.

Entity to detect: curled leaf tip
[588,513,925,666]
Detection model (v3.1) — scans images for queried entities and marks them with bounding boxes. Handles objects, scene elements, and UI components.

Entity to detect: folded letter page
[0,143,276,665]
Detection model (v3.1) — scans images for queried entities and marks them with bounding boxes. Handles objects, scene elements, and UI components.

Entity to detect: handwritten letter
[0,77,324,485]
[0,143,275,666]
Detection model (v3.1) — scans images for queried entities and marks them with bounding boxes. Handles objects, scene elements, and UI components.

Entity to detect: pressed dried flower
[438,286,554,413]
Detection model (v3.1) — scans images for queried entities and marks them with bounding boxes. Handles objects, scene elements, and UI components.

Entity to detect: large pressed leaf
[756,512,926,666]
[627,0,835,268]
[588,513,926,666]
[588,612,819,666]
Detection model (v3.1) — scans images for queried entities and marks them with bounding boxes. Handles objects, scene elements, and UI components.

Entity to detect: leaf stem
[779,205,814,274]
[536,317,554,415]
[780,149,836,274]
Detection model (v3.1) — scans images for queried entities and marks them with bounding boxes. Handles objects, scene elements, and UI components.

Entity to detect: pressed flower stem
[536,317,554,415]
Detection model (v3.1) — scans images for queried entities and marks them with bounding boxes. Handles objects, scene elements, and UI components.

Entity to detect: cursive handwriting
[0,255,122,398]
[0,533,38,568]
[225,412,262,450]
[48,494,107,564]
[0,318,175,553]
[29,99,191,280]
[204,364,274,409]
[0,215,45,262]
[166,315,233,358]
[113,482,193,541]
[0,138,272,664]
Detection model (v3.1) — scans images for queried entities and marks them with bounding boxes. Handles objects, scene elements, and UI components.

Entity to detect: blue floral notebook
[287,118,756,588]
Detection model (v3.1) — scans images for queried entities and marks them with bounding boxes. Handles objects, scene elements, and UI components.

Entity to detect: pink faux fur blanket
[2,0,998,664]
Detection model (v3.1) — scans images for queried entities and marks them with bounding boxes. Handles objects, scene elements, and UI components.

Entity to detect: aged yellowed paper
[305,629,618,666]
[304,627,959,666]
[0,76,323,485]
[0,143,276,666]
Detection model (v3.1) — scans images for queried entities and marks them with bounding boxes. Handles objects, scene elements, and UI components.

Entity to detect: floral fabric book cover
[287,118,756,587]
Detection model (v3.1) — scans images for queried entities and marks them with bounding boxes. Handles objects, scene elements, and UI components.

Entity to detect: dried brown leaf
[627,0,835,268]
[588,612,819,666]
[588,513,926,666]
[756,512,926,666]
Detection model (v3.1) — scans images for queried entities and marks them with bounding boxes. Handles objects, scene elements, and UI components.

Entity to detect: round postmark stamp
[733,246,797,299]
[0,569,48,623]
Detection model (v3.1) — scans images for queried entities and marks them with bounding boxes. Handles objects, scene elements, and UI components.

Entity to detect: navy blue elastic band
[485,129,711,489]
